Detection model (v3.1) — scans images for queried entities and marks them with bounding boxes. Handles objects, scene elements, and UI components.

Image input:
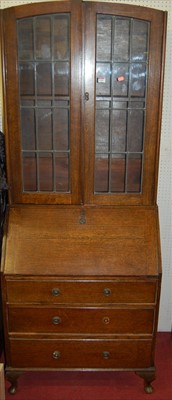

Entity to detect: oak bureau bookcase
[0,0,167,395]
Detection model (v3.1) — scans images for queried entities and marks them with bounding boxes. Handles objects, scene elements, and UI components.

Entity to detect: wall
[0,0,171,331]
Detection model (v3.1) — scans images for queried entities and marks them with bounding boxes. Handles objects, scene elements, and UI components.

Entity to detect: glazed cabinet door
[83,2,167,205]
[2,1,82,204]
[2,1,166,206]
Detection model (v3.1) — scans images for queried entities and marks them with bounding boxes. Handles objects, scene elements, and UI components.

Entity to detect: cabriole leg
[6,371,21,395]
[136,368,156,394]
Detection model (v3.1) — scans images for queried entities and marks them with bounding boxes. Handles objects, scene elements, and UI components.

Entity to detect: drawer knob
[102,316,110,325]
[103,288,111,296]
[52,316,62,325]
[52,288,61,297]
[52,351,61,360]
[102,351,110,360]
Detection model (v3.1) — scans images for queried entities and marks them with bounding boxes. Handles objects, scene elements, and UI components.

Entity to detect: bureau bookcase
[0,0,167,395]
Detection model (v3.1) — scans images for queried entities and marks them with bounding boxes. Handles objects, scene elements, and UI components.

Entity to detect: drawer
[8,307,154,334]
[10,338,152,369]
[6,280,157,304]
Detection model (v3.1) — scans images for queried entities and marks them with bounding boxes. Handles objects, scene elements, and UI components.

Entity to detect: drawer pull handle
[52,351,61,360]
[52,316,62,325]
[102,316,110,325]
[103,288,111,296]
[52,288,61,297]
[102,351,110,360]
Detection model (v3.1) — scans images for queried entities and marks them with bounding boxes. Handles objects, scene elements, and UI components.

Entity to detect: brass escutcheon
[79,208,86,224]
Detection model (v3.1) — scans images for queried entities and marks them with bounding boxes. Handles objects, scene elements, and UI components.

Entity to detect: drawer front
[10,339,152,369]
[6,280,157,304]
[8,307,154,334]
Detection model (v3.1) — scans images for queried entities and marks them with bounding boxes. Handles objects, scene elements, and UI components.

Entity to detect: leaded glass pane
[95,15,149,194]
[17,14,70,193]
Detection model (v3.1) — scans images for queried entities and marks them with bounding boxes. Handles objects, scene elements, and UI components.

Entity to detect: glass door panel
[130,63,146,97]
[22,152,37,192]
[36,63,52,95]
[20,63,35,95]
[131,20,149,62]
[111,155,126,192]
[96,63,111,96]
[21,106,35,151]
[35,17,51,59]
[17,14,71,193]
[18,18,34,60]
[54,15,69,60]
[39,153,53,191]
[111,108,127,152]
[95,15,149,194]
[96,16,112,61]
[127,154,142,192]
[95,155,109,192]
[54,104,69,151]
[37,107,52,150]
[55,153,69,192]
[113,19,130,62]
[54,62,69,95]
[113,64,129,97]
